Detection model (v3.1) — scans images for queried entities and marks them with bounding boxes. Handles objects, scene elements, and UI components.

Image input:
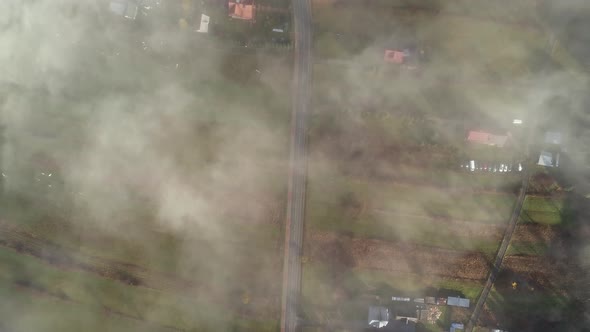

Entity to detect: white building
[538,151,560,167]
[197,14,210,33]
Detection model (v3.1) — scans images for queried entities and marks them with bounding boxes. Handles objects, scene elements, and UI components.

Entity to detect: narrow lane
[280,0,312,331]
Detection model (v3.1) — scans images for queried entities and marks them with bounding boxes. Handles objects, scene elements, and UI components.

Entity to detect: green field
[0,247,278,331]
[519,196,565,225]
[506,241,549,256]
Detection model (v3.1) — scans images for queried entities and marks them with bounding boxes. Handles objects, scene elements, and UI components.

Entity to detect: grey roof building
[389,318,416,332]
[447,297,470,308]
[368,306,390,329]
[450,322,465,331]
[538,151,560,167]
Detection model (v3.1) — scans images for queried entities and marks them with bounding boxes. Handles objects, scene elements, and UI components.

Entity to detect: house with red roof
[384,50,407,64]
[467,131,511,148]
[229,0,255,20]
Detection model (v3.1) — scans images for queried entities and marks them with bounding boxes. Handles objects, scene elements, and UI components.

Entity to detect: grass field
[519,196,565,225]
[0,246,278,331]
[484,286,570,329]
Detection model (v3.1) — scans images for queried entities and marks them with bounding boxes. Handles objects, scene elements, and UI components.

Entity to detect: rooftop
[197,14,210,33]
[447,297,470,308]
[467,131,510,148]
[539,151,560,167]
[229,0,254,20]
[384,50,407,64]
[450,322,465,332]
[368,306,390,329]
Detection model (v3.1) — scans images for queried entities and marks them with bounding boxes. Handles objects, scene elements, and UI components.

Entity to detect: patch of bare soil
[503,256,571,290]
[308,231,490,280]
[512,224,557,243]
[307,231,564,282]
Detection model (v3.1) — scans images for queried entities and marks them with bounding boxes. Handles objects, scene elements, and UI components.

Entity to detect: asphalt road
[280,0,312,331]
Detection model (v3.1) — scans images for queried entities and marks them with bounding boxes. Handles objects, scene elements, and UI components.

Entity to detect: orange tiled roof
[229,2,254,20]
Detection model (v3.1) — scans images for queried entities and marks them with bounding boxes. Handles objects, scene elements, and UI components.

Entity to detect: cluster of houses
[368,296,470,331]
[107,0,287,38]
[462,119,565,171]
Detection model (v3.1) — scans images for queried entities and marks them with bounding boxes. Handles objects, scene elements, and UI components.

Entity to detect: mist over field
[0,0,290,330]
[303,0,590,331]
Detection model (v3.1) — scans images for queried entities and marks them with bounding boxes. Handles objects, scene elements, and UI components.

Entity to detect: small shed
[425,297,436,305]
[538,151,559,167]
[197,14,210,33]
[447,297,470,308]
[368,306,390,328]
[450,323,465,332]
[393,296,411,302]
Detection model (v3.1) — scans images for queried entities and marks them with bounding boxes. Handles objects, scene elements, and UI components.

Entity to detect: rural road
[280,0,312,331]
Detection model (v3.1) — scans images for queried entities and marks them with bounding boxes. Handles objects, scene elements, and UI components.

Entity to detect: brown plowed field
[512,224,557,243]
[307,231,565,282]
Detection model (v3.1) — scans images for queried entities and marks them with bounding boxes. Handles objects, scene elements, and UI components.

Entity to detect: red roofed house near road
[467,131,511,148]
[229,0,254,20]
[384,50,406,64]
